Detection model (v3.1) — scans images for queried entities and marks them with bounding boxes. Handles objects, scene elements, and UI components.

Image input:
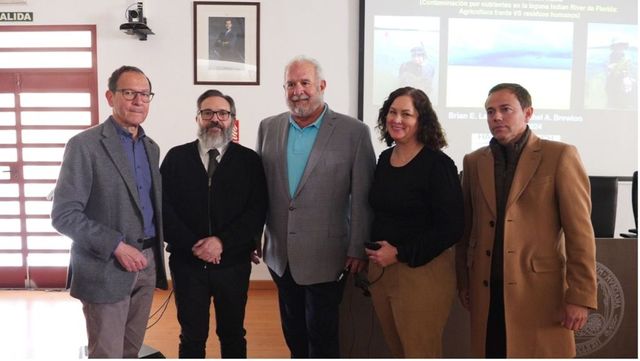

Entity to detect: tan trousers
[368,247,456,358]
[82,248,156,358]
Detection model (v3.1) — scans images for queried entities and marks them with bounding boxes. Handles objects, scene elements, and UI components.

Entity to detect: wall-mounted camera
[119,2,154,41]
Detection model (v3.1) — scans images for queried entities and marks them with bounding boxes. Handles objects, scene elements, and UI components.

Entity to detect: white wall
[12,0,359,152]
[5,0,635,280]
[9,0,358,280]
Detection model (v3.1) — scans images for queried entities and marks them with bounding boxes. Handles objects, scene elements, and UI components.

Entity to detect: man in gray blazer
[256,56,376,357]
[51,66,168,358]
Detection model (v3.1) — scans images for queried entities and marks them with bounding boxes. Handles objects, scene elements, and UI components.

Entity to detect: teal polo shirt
[287,105,327,197]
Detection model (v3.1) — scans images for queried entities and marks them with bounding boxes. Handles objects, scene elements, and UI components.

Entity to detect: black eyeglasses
[115,89,154,103]
[198,109,234,121]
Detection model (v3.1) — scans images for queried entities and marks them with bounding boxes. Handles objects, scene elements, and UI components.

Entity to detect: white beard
[197,124,232,149]
[287,93,324,118]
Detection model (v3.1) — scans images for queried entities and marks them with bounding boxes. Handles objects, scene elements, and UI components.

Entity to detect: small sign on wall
[0,12,33,22]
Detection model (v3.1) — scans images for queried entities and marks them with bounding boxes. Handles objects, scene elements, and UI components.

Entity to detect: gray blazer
[256,106,376,285]
[51,117,168,303]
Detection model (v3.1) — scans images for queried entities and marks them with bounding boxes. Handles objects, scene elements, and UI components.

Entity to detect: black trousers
[170,258,251,358]
[269,266,345,358]
[486,278,506,358]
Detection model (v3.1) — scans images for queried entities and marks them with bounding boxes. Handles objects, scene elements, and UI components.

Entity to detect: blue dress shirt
[112,118,156,239]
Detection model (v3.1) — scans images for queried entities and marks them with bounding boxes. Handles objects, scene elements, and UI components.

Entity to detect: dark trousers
[486,278,506,358]
[170,258,251,358]
[269,266,345,358]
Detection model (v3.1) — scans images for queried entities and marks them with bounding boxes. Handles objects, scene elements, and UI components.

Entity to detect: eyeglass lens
[117,89,153,102]
[200,110,231,120]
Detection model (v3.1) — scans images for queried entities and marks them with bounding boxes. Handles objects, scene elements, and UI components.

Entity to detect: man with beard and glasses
[161,89,267,358]
[256,56,376,357]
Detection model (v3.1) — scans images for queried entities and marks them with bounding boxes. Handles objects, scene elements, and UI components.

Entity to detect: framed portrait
[193,1,260,85]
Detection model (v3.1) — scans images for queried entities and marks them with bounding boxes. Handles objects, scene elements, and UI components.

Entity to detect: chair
[589,176,618,238]
[620,171,637,238]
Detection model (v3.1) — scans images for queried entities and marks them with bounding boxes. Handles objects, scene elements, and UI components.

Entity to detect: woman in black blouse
[366,87,463,357]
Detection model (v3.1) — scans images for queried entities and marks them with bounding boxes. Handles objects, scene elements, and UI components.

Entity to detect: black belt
[139,237,157,250]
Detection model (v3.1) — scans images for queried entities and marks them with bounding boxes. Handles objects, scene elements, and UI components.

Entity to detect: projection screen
[359,0,638,177]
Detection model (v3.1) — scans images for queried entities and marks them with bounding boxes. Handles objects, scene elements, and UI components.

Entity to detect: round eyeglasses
[115,89,154,103]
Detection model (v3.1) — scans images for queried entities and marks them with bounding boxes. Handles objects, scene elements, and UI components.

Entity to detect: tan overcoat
[455,132,597,357]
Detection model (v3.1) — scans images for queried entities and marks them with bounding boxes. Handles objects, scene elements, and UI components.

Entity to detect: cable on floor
[146,288,174,329]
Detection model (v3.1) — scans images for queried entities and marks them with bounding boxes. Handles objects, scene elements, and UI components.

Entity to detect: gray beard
[197,125,232,149]
[287,94,324,118]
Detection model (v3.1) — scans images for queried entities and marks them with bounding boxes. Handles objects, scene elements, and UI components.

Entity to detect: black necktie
[206,149,219,234]
[207,149,219,185]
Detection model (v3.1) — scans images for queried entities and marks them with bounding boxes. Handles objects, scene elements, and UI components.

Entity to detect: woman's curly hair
[376,86,447,150]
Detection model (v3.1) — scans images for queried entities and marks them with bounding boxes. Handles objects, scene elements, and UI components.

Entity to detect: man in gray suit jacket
[256,56,376,357]
[51,66,168,358]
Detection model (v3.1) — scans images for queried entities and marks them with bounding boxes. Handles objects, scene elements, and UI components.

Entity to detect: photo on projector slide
[447,18,573,109]
[372,16,441,106]
[359,0,638,177]
[584,23,637,110]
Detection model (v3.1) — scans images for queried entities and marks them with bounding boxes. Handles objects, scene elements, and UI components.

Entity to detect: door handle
[0,164,17,181]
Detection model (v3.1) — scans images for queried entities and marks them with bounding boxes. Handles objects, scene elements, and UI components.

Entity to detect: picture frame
[193,1,260,85]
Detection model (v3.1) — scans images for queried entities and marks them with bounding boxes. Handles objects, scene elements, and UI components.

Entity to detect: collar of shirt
[288,104,327,131]
[197,139,230,169]
[110,116,146,141]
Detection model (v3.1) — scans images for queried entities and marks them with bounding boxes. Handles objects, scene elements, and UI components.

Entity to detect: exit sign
[0,12,33,22]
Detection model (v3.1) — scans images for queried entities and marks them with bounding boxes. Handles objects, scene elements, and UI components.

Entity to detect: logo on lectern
[575,262,624,356]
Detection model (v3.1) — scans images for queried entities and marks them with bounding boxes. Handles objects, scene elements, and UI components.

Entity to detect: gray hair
[284,55,325,82]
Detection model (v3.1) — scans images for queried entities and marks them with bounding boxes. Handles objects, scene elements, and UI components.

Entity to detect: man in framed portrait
[211,18,243,62]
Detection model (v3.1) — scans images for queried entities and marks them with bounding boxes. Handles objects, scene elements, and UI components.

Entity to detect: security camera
[128,9,141,23]
[120,2,154,41]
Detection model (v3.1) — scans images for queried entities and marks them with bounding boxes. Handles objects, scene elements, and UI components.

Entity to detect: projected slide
[447,18,573,109]
[360,0,638,176]
[584,23,638,110]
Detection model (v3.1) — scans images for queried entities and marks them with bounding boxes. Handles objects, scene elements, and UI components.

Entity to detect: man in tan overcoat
[455,83,597,357]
